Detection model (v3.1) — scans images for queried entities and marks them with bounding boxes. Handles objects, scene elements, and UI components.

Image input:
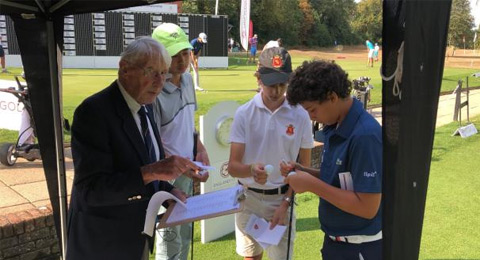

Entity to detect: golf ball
[264,164,274,175]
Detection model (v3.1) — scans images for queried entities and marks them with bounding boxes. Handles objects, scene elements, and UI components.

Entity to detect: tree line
[181,0,478,50]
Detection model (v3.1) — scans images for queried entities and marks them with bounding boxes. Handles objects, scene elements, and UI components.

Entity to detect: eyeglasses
[128,62,171,81]
[140,67,172,82]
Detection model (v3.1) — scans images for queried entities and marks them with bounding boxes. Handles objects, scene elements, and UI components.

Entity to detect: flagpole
[240,0,251,52]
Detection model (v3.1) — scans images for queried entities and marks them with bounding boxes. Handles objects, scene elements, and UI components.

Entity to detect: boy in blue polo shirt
[284,60,382,260]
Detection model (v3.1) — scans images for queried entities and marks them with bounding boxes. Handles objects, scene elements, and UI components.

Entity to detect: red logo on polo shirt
[272,55,283,68]
[286,124,295,136]
[254,224,259,230]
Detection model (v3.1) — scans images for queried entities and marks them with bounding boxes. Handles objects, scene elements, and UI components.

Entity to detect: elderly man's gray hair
[120,36,172,69]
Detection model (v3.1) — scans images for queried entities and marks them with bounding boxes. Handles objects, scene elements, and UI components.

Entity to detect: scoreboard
[0,11,228,59]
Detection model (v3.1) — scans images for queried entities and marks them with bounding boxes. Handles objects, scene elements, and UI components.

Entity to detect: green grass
[419,116,480,259]
[150,116,480,260]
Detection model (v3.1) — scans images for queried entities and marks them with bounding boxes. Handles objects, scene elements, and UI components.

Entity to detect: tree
[181,0,304,47]
[448,0,475,49]
[309,0,358,46]
[298,0,315,45]
[250,0,303,46]
[351,0,382,44]
[180,0,357,48]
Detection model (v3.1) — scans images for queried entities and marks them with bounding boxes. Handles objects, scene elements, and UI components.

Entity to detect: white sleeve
[184,72,198,111]
[300,110,315,149]
[229,108,246,144]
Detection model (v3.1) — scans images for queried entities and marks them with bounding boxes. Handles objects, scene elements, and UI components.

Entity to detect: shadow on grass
[296,217,320,232]
[197,231,235,243]
[191,217,319,244]
[431,146,447,162]
[442,77,462,82]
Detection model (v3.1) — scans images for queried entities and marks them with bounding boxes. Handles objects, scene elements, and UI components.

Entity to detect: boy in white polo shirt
[228,47,314,260]
[152,23,210,260]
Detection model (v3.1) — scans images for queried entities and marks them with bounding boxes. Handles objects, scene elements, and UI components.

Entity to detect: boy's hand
[251,163,267,185]
[284,170,315,193]
[279,160,296,177]
[269,201,289,229]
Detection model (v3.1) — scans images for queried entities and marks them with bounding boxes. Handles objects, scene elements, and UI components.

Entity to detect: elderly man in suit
[67,36,199,260]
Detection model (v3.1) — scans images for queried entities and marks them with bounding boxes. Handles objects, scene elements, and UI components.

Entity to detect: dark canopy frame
[0,1,173,258]
[382,1,451,259]
[0,0,452,259]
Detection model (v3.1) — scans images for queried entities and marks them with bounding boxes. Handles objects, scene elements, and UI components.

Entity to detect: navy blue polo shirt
[191,38,204,55]
[318,98,382,236]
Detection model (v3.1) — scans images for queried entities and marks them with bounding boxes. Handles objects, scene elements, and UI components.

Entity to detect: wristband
[295,163,303,172]
[250,163,256,176]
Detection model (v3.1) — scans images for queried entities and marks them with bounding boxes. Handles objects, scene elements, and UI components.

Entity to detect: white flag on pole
[240,0,250,51]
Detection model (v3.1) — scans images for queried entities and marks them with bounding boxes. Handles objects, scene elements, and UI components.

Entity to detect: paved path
[1,89,480,215]
[371,88,480,127]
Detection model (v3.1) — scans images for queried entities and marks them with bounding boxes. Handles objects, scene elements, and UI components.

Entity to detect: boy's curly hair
[287,60,352,105]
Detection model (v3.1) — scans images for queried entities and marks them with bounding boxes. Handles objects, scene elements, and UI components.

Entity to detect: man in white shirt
[228,47,314,260]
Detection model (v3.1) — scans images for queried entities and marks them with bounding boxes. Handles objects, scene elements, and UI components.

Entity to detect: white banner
[0,80,24,131]
[240,0,250,51]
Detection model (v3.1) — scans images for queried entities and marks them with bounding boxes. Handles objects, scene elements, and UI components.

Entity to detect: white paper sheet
[338,172,354,191]
[245,214,287,249]
[193,161,216,175]
[142,191,186,237]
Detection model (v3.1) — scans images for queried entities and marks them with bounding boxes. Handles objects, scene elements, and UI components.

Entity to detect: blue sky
[354,0,479,28]
[470,0,479,27]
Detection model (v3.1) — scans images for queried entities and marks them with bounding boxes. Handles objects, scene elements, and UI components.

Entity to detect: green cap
[152,23,192,57]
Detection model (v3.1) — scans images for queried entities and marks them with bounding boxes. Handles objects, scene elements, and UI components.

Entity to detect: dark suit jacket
[67,81,173,260]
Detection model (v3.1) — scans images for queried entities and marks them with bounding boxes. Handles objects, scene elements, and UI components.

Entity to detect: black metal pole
[285,192,295,260]
[46,19,68,259]
[190,180,194,260]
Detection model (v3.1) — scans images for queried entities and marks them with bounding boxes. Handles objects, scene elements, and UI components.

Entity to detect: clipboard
[143,184,245,237]
[157,185,245,228]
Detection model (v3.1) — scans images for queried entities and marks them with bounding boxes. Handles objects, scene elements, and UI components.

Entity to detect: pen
[282,159,295,171]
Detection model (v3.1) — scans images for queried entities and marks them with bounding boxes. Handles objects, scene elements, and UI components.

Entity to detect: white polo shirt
[230,93,314,189]
[153,72,197,159]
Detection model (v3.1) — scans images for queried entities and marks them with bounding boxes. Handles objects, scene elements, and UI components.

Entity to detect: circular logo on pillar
[220,162,229,178]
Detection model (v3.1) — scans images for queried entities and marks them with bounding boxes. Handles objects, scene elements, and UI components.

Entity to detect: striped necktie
[138,106,159,192]
[138,106,157,164]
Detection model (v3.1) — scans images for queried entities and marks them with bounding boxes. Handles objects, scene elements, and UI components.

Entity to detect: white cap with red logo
[199,32,207,43]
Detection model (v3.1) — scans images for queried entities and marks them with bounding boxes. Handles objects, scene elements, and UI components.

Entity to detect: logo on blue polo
[363,171,377,178]
[336,159,342,165]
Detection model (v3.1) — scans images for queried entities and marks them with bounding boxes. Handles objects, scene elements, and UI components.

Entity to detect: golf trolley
[0,76,70,166]
[352,76,374,110]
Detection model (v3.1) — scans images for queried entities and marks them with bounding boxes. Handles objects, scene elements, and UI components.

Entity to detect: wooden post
[453,80,462,123]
